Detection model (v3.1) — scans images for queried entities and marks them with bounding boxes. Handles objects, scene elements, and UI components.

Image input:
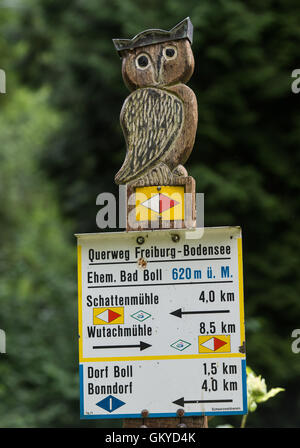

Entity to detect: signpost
[76,226,247,423]
[76,17,247,428]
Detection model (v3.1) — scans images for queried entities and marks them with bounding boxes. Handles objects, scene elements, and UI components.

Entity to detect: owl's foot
[172,164,188,177]
[132,163,173,186]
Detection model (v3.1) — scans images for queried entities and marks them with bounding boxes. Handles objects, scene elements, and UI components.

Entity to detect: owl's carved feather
[115,87,183,184]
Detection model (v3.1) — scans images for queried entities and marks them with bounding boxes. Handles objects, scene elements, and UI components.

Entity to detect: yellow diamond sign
[198,335,231,353]
[93,307,124,325]
[135,186,184,221]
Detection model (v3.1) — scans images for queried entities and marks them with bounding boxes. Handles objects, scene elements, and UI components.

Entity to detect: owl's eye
[136,54,150,70]
[163,46,177,60]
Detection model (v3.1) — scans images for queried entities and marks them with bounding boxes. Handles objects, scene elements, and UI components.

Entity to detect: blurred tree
[0,87,78,427]
[0,86,121,427]
[1,0,300,427]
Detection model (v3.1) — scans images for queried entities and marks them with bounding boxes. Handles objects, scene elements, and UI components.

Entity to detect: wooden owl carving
[113,17,198,186]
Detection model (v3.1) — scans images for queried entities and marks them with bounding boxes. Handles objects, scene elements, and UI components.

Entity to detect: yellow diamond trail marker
[198,335,231,353]
[93,307,124,325]
[135,186,184,221]
[76,227,247,419]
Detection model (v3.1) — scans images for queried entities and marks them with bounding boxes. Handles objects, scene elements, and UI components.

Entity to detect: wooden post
[112,17,207,429]
[124,413,208,429]
[123,178,208,428]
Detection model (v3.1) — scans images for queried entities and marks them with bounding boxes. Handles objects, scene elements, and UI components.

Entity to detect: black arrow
[173,397,233,407]
[170,308,230,318]
[92,341,151,351]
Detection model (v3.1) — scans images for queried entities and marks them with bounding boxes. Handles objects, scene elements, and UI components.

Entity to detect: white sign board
[76,227,247,419]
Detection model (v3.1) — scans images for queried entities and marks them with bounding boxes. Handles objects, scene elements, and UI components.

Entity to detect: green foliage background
[0,0,299,427]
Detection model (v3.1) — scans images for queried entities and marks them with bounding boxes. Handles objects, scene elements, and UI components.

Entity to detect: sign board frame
[76,226,247,419]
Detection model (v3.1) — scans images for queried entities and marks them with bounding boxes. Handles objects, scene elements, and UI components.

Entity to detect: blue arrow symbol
[96,395,125,413]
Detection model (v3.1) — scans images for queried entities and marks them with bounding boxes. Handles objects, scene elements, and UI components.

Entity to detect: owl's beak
[155,52,164,85]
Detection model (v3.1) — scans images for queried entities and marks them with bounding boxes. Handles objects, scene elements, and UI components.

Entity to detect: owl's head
[113,18,195,90]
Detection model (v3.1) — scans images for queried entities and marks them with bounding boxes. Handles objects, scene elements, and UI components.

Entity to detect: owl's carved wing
[115,88,183,184]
